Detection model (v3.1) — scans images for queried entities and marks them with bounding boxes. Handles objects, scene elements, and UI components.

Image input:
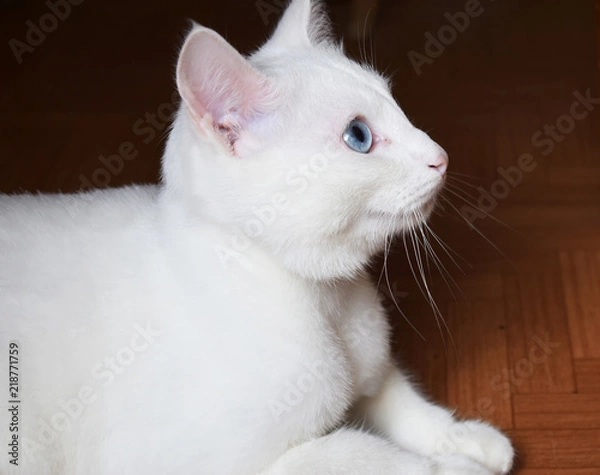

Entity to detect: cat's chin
[367,197,439,232]
[416,195,439,221]
[367,181,443,230]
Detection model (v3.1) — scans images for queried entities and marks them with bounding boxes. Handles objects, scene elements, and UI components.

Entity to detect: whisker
[417,221,464,301]
[422,220,470,271]
[446,175,483,191]
[376,232,389,292]
[405,223,455,352]
[443,184,527,238]
[417,221,433,282]
[440,196,517,268]
[363,8,372,66]
[384,231,426,341]
[447,171,484,180]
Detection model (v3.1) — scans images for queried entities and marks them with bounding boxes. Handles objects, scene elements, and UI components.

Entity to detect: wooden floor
[1,0,599,473]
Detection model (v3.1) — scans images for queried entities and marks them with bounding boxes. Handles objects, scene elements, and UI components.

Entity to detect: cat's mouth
[406,180,445,217]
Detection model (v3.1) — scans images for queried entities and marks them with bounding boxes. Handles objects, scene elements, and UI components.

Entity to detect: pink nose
[429,152,448,176]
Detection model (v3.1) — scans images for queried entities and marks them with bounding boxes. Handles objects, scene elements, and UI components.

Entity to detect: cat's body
[0,185,388,474]
[0,1,514,474]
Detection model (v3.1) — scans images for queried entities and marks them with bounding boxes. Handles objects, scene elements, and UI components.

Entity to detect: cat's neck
[159,108,379,282]
[161,109,217,202]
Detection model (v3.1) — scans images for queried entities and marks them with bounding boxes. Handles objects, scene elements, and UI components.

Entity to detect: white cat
[0,1,514,474]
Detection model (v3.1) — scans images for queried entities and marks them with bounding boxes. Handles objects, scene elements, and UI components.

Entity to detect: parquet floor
[1,0,599,473]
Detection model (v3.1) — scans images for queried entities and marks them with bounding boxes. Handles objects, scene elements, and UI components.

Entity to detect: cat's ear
[176,26,276,156]
[268,0,332,49]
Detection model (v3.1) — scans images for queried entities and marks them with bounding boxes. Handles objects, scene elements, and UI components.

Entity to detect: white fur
[0,1,513,473]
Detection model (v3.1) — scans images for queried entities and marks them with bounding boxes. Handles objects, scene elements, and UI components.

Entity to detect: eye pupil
[352,125,365,143]
[343,119,373,154]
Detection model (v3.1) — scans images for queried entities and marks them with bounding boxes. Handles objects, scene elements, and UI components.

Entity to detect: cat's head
[163,0,448,280]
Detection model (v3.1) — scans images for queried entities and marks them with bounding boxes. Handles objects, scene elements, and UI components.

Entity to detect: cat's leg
[353,368,514,475]
[260,428,495,475]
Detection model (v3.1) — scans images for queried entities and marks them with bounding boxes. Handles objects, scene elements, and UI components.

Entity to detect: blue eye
[343,119,373,153]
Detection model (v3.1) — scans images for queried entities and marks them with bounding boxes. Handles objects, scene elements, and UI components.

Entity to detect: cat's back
[0,186,366,474]
[0,185,159,287]
[0,185,159,242]
[0,185,171,474]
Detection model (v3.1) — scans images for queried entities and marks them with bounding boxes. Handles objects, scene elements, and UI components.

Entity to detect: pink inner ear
[177,28,274,149]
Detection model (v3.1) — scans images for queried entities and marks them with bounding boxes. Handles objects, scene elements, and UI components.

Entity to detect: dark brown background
[1,0,599,472]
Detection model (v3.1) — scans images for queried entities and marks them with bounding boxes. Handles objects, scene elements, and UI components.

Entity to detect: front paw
[432,454,495,475]
[435,420,514,474]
